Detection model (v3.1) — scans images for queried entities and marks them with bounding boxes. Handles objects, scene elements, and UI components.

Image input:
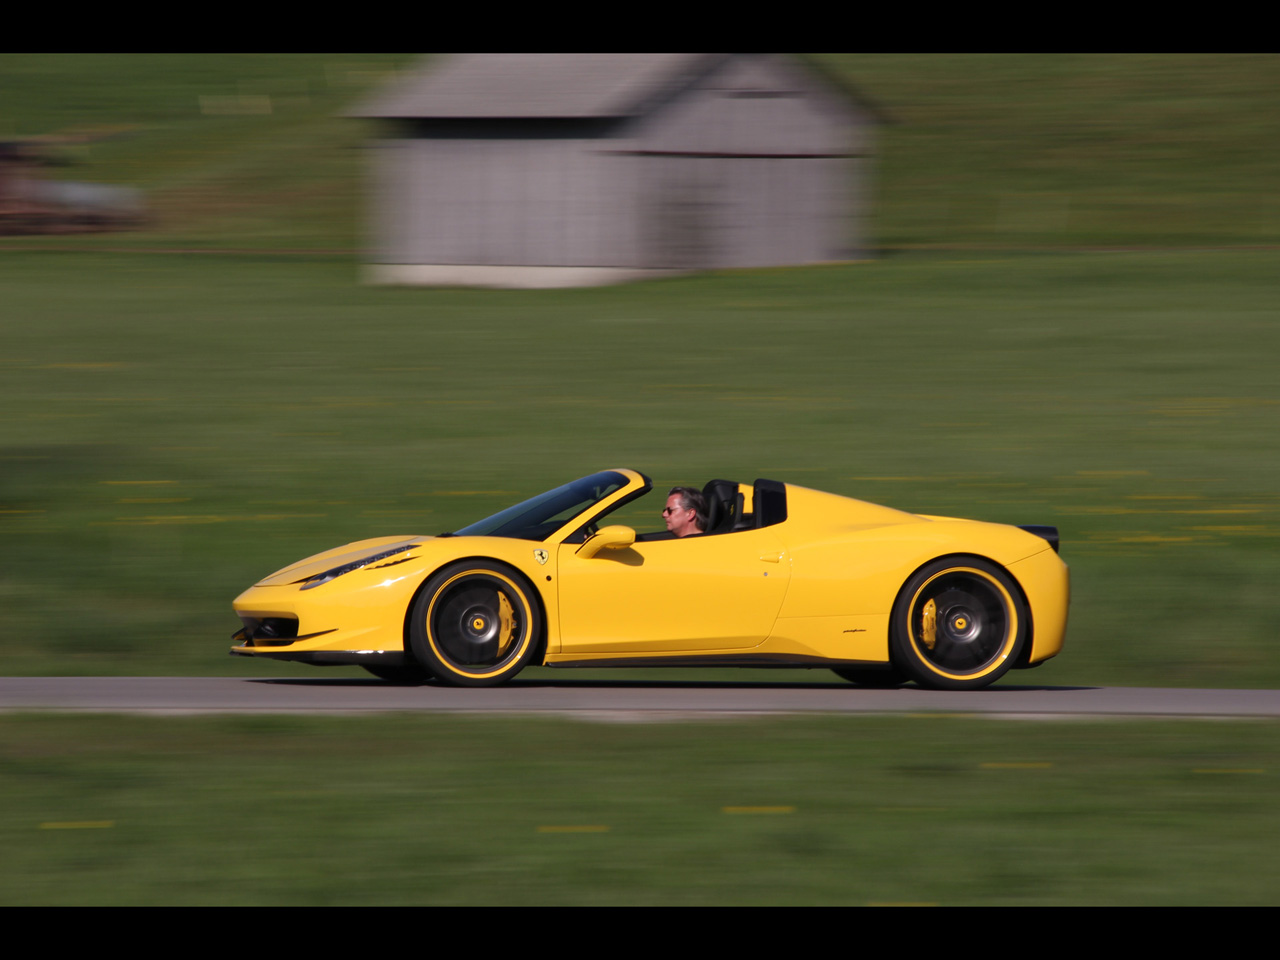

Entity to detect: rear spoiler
[1018,525,1060,554]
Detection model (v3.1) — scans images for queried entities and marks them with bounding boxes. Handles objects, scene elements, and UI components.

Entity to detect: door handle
[759,553,783,563]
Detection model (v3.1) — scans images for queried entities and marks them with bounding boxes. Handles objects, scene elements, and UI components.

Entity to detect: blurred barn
[353,54,882,288]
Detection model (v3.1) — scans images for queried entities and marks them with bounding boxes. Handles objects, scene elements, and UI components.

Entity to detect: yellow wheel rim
[906,567,1018,681]
[424,570,532,680]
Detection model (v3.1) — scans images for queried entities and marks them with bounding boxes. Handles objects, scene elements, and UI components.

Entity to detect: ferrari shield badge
[533,548,549,565]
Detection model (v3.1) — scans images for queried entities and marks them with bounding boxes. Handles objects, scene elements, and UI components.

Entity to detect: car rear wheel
[409,562,541,687]
[363,664,433,684]
[890,557,1026,690]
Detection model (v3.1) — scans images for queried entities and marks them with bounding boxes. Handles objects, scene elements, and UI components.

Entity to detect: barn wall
[363,55,875,280]
[624,54,869,268]
[368,120,645,268]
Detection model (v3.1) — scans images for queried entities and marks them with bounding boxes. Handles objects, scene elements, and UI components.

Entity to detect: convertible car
[230,469,1068,690]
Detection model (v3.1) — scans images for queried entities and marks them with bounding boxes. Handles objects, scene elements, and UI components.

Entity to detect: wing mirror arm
[577,525,636,559]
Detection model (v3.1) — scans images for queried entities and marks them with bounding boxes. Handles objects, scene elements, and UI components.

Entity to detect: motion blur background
[3,53,1277,685]
[1,55,1277,904]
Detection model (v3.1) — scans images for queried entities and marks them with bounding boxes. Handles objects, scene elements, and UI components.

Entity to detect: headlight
[300,544,420,590]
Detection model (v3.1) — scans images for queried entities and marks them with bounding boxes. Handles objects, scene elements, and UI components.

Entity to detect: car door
[555,526,791,654]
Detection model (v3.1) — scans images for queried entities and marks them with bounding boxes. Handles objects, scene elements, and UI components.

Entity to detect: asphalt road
[1,677,1279,718]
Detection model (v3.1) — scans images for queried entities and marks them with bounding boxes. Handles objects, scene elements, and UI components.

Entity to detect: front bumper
[231,577,413,664]
[229,635,415,667]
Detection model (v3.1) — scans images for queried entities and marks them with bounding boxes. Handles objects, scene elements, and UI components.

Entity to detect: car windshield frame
[450,471,637,541]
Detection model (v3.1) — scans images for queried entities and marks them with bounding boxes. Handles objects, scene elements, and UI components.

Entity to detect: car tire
[408,561,542,687]
[831,666,909,688]
[363,663,433,684]
[890,556,1026,691]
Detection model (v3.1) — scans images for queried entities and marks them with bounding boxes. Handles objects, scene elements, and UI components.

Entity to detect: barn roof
[352,54,885,122]
[353,54,723,120]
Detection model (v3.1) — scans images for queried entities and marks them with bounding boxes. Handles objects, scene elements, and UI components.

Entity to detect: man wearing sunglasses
[663,487,708,538]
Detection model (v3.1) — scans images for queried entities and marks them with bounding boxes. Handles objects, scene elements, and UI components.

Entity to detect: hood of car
[255,535,430,587]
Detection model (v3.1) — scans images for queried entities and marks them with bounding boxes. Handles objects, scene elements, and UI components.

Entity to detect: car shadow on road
[248,677,1099,692]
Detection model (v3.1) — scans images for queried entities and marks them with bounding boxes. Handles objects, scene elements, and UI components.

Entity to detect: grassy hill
[0,53,415,250]
[823,53,1280,248]
[3,54,1279,251]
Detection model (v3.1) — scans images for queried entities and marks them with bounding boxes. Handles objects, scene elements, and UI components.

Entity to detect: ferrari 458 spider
[231,469,1068,689]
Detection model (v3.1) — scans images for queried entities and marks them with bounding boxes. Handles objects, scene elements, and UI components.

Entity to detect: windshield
[451,471,629,541]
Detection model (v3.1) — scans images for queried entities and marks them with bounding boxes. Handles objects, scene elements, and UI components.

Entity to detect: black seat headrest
[701,479,739,535]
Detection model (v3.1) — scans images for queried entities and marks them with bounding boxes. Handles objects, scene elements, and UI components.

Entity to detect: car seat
[701,479,743,535]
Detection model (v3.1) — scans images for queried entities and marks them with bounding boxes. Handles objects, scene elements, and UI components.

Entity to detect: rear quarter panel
[763,486,1061,662]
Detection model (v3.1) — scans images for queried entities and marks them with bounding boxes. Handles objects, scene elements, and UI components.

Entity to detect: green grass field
[2,249,1277,686]
[2,713,1276,905]
[2,54,1278,904]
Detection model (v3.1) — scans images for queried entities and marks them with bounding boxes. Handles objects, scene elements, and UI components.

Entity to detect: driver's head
[664,487,707,537]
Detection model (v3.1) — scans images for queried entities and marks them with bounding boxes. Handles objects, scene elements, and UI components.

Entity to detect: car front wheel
[408,562,541,687]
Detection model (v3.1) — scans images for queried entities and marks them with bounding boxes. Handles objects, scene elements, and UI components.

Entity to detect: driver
[663,487,707,538]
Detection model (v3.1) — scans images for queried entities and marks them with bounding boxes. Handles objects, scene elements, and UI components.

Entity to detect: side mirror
[577,525,636,559]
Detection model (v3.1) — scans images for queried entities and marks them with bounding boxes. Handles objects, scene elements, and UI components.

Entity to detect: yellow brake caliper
[921,598,937,650]
[496,591,515,656]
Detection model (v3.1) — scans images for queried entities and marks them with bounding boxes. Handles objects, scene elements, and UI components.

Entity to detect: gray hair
[668,486,708,531]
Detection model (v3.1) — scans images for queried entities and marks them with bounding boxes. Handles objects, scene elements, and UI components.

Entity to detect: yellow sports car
[230,469,1068,690]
